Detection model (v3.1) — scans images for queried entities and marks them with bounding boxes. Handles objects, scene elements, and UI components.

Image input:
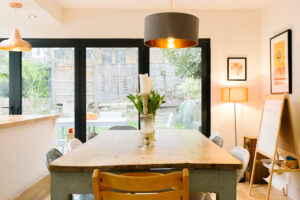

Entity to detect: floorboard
[237,183,291,200]
[43,183,291,200]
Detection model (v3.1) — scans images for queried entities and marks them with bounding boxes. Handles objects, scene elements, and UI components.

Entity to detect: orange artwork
[273,40,287,85]
[227,57,246,81]
[270,29,291,94]
[230,62,243,77]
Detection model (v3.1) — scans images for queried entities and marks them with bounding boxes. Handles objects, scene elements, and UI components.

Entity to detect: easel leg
[266,171,274,200]
[249,152,257,195]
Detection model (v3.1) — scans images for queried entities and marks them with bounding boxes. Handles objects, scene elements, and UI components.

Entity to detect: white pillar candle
[148,77,152,92]
[139,74,148,94]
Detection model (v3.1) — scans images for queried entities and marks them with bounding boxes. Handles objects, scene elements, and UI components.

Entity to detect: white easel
[249,94,300,200]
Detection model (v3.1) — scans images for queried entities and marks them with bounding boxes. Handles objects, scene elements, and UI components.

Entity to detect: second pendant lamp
[144,0,199,49]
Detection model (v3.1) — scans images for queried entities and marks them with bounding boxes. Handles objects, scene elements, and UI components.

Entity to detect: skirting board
[13,174,50,200]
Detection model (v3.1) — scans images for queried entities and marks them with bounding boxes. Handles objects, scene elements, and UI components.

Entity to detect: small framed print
[270,29,292,94]
[227,57,247,81]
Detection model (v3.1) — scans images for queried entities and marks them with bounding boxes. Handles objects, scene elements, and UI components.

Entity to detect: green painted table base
[51,169,237,200]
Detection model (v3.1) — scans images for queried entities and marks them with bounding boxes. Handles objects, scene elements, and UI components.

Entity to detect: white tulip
[134,99,138,104]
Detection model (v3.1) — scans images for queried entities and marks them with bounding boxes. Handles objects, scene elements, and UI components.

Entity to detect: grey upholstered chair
[109,126,137,130]
[209,130,219,140]
[68,138,83,151]
[88,132,98,140]
[230,146,250,183]
[45,148,63,168]
[211,135,223,148]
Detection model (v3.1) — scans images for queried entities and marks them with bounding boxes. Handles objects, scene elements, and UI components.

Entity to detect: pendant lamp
[144,0,199,49]
[0,2,32,52]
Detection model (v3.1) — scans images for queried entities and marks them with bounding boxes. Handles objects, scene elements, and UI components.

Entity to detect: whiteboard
[257,99,283,157]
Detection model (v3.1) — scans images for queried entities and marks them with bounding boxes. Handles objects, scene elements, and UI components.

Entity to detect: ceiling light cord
[13,7,17,29]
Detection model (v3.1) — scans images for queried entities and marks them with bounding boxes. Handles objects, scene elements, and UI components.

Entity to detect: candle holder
[140,92,150,115]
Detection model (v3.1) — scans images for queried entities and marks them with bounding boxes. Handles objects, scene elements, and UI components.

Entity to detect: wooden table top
[50,130,242,172]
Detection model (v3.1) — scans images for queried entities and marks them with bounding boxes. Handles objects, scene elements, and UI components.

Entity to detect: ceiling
[55,0,271,9]
[0,0,271,28]
[0,0,61,25]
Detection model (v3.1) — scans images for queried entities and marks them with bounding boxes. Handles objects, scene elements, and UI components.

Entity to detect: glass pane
[22,48,75,154]
[150,48,202,130]
[86,48,139,136]
[0,51,9,116]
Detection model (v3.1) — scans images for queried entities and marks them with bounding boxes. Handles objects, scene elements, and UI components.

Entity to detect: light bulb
[167,37,175,48]
[167,38,174,43]
[167,43,175,48]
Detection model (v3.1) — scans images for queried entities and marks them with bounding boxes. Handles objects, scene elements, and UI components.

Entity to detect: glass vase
[140,114,154,149]
[152,114,156,141]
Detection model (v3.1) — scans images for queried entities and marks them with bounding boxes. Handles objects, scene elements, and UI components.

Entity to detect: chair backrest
[68,138,83,151]
[88,132,98,140]
[45,148,63,169]
[212,135,223,147]
[230,146,250,183]
[92,169,189,200]
[209,130,219,140]
[109,126,137,130]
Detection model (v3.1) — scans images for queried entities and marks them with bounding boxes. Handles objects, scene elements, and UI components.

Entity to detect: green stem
[152,114,156,141]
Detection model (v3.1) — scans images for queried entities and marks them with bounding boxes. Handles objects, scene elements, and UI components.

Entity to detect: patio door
[150,48,202,130]
[22,48,75,154]
[85,48,139,137]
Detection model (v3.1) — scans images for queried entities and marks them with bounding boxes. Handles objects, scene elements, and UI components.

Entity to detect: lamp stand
[234,101,237,146]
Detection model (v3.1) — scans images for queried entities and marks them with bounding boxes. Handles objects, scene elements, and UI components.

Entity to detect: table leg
[217,170,236,200]
[51,171,93,200]
[189,169,236,200]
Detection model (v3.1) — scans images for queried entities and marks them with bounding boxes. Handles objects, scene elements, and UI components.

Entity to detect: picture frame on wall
[227,57,247,81]
[270,29,292,94]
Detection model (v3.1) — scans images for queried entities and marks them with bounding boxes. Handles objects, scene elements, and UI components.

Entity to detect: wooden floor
[44,183,291,200]
[237,183,291,200]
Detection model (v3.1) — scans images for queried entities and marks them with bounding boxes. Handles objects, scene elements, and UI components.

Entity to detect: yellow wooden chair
[92,169,189,200]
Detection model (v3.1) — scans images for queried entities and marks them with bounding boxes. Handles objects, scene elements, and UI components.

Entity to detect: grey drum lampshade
[144,12,199,48]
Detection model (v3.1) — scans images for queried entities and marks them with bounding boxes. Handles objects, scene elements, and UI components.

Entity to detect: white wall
[261,0,300,198]
[0,9,263,151]
[0,119,56,200]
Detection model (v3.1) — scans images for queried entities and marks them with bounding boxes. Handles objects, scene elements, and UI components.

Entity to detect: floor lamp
[221,87,248,146]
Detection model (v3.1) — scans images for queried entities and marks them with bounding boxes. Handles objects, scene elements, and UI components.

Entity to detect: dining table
[49,129,242,200]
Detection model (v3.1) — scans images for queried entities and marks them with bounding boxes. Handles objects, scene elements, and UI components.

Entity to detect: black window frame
[0,38,211,141]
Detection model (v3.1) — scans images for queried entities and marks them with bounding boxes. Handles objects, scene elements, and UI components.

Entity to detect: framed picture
[270,29,292,94]
[227,57,247,81]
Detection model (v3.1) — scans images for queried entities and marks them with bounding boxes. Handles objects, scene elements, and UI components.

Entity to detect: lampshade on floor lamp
[221,87,248,146]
